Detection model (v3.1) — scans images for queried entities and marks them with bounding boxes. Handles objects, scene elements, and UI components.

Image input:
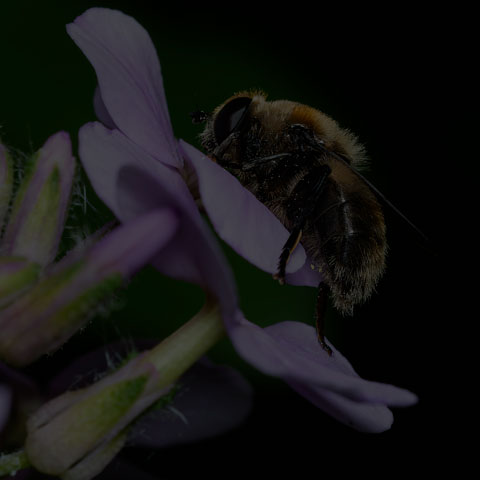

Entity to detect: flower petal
[180,140,307,275]
[287,379,394,433]
[130,358,253,448]
[78,122,171,217]
[227,317,417,407]
[67,8,180,167]
[85,209,179,278]
[93,85,116,130]
[282,256,323,286]
[78,122,238,319]
[117,164,238,320]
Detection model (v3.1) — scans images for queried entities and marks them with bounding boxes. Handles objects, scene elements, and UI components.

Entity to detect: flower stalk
[142,299,225,387]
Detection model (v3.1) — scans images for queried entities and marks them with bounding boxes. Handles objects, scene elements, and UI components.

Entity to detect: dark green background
[1,1,458,477]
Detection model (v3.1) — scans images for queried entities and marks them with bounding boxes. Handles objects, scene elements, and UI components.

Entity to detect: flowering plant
[0,7,418,479]
[67,6,417,432]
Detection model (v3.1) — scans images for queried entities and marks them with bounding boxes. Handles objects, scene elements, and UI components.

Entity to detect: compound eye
[214,97,252,144]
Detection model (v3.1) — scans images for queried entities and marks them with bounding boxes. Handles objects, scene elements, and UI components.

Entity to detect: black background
[0,1,467,477]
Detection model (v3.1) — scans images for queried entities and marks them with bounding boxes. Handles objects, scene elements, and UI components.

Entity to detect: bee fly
[192,91,425,355]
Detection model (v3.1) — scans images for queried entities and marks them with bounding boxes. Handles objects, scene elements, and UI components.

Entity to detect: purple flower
[67,7,417,433]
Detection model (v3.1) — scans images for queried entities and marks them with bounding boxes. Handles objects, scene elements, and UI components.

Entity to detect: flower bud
[25,353,168,478]
[0,257,40,308]
[2,132,75,267]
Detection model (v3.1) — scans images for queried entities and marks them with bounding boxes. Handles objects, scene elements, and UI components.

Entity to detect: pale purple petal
[85,209,179,278]
[93,85,116,130]
[117,165,238,320]
[287,379,394,433]
[67,8,180,167]
[78,122,238,319]
[283,256,323,286]
[227,317,417,407]
[180,141,306,274]
[78,122,176,217]
[130,358,253,448]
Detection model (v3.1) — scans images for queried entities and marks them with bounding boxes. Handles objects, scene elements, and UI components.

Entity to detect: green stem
[143,300,226,388]
[0,449,31,476]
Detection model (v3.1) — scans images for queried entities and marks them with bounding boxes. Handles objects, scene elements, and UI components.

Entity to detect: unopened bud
[26,354,167,478]
[2,132,75,267]
[0,257,40,308]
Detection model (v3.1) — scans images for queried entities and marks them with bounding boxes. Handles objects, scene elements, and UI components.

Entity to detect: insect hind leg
[273,228,303,285]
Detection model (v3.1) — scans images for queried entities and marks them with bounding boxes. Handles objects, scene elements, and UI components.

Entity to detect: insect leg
[273,164,331,284]
[273,228,303,285]
[316,282,333,356]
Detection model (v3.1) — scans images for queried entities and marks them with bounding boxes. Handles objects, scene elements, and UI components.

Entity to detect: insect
[192,90,409,355]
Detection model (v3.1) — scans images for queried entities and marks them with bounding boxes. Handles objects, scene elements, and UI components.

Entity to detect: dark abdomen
[303,174,387,314]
